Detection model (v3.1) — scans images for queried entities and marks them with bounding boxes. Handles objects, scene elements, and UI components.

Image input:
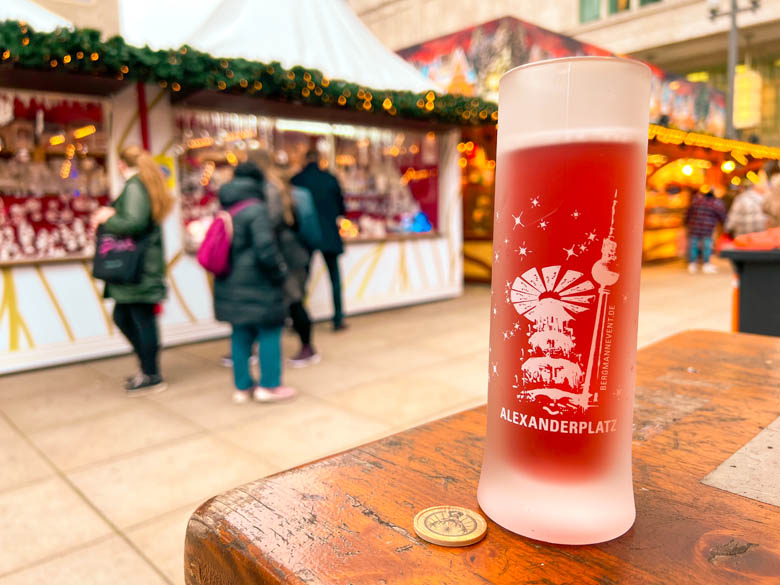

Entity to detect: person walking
[685,189,726,274]
[212,162,296,403]
[291,149,348,331]
[91,145,174,395]
[725,183,767,238]
[251,150,321,367]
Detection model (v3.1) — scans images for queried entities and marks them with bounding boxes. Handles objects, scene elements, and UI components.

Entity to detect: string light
[649,124,780,160]
[73,124,97,140]
[0,22,499,127]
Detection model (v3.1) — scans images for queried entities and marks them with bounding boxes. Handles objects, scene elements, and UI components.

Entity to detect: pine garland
[0,20,498,126]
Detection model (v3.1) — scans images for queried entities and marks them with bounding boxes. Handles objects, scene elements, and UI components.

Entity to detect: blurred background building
[349,0,780,145]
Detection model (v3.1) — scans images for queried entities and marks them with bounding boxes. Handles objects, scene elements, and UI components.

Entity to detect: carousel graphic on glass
[478,57,651,545]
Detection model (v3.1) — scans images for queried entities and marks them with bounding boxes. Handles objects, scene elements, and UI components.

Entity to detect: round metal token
[413,505,487,547]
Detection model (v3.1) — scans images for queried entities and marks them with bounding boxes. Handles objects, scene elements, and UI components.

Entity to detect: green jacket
[102,175,167,304]
[213,176,287,327]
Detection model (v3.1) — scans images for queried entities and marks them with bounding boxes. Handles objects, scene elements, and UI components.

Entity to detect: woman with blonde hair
[92,145,175,394]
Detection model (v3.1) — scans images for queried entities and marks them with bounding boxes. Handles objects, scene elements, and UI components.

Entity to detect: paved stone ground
[0,260,733,584]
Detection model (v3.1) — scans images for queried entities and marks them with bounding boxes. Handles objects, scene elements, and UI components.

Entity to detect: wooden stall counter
[185,330,780,585]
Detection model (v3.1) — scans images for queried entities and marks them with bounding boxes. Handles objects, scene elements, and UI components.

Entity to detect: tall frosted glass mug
[477,57,651,545]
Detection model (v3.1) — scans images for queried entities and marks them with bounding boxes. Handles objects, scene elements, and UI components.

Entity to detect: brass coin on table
[413,505,487,547]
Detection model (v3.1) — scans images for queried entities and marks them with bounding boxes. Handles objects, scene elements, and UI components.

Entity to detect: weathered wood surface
[185,330,780,585]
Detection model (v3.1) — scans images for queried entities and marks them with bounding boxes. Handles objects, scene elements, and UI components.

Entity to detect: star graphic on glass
[572,210,581,219]
[512,213,525,229]
[516,241,529,257]
[563,245,577,259]
[531,197,540,208]
[539,220,548,230]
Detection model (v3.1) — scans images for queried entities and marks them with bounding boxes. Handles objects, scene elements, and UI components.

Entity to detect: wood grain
[185,330,780,585]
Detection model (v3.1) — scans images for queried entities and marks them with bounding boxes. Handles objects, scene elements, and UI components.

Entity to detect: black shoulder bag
[92,223,154,285]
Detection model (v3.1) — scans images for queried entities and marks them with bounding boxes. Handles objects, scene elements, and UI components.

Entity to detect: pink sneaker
[253,386,297,403]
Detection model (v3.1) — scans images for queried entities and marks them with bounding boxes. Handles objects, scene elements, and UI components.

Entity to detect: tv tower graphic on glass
[510,191,619,415]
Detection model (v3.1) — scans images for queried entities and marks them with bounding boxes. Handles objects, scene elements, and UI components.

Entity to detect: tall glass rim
[501,55,650,81]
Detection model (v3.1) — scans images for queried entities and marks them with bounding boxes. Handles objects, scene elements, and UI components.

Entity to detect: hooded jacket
[212,173,287,327]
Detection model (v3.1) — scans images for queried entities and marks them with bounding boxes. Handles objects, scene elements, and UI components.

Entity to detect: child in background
[685,189,726,274]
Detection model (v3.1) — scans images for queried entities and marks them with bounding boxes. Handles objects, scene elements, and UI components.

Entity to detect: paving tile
[423,354,489,401]
[0,417,54,493]
[150,383,284,430]
[0,536,168,585]
[0,378,128,433]
[317,372,480,432]
[282,356,393,397]
[0,477,111,575]
[28,402,202,471]
[68,435,278,528]
[0,363,110,401]
[126,505,196,585]
[215,395,393,471]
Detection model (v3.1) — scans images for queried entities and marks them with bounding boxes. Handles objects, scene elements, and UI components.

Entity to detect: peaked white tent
[118,0,436,93]
[2,0,71,31]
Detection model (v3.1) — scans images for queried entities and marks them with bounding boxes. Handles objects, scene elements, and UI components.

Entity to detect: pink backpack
[197,200,257,276]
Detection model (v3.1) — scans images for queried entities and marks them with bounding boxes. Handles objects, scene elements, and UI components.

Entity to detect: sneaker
[232,389,252,404]
[125,374,167,396]
[333,322,349,332]
[253,386,297,403]
[288,345,321,368]
[687,263,698,274]
[702,263,719,274]
[125,371,141,384]
[220,354,260,368]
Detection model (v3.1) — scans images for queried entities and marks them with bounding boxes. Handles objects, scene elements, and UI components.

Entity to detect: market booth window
[176,110,439,250]
[0,91,109,265]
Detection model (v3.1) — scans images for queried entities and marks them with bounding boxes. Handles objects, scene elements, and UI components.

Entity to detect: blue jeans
[230,325,282,390]
[688,236,713,264]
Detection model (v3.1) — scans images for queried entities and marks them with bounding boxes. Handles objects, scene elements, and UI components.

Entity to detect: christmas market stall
[0,6,496,373]
[398,16,738,279]
[643,125,780,261]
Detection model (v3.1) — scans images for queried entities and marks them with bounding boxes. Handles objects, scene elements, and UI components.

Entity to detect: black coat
[213,176,287,327]
[291,163,346,254]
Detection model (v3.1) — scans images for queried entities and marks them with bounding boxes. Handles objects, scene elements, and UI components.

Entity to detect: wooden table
[185,331,780,584]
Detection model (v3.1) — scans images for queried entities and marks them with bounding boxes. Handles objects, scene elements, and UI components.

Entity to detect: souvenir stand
[0,3,496,373]
[398,16,733,280]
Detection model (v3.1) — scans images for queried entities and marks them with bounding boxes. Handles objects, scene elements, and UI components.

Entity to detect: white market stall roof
[1,0,71,32]
[118,0,437,93]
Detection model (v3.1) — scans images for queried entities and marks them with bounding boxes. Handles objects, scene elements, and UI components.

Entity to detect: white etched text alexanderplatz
[500,407,617,434]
